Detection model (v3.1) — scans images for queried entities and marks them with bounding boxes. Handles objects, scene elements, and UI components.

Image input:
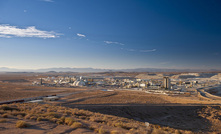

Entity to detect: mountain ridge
[0,67,220,73]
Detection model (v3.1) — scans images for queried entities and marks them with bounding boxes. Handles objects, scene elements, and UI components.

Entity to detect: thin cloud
[42,0,54,2]
[124,48,156,52]
[77,33,86,38]
[0,34,11,38]
[139,49,156,52]
[0,24,60,38]
[104,41,125,46]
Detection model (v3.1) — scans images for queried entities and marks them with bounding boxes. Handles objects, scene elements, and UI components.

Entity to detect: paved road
[0,87,101,105]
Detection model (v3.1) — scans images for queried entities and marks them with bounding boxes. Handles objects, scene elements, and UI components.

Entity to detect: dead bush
[16,120,30,128]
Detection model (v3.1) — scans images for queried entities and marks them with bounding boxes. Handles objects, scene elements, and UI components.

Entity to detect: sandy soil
[1,73,221,133]
[0,82,87,102]
[48,90,221,133]
[0,116,96,134]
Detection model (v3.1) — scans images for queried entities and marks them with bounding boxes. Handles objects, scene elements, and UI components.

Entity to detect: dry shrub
[65,117,75,126]
[60,116,65,121]
[46,112,60,118]
[0,110,5,114]
[0,105,18,111]
[102,116,109,121]
[114,122,131,130]
[16,120,30,128]
[37,117,42,121]
[151,128,167,134]
[56,116,65,125]
[30,116,37,121]
[11,111,26,117]
[89,125,96,131]
[17,114,23,119]
[56,119,63,125]
[98,126,108,134]
[49,117,58,123]
[71,122,82,129]
[0,119,7,123]
[24,114,32,119]
[183,131,194,134]
[1,103,152,133]
[174,130,182,134]
[110,130,120,134]
[2,113,8,118]
[79,115,86,119]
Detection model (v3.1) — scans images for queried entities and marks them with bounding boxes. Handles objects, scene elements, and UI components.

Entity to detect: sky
[0,0,221,70]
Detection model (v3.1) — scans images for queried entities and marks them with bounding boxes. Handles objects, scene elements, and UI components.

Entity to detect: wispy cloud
[104,41,125,46]
[0,34,11,38]
[77,33,86,38]
[139,49,156,52]
[42,0,54,2]
[0,24,60,38]
[124,48,157,52]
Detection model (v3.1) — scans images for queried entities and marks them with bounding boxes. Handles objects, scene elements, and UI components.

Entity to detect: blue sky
[0,0,221,69]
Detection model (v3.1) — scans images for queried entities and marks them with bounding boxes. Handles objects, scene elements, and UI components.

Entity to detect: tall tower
[40,78,43,85]
[163,77,171,89]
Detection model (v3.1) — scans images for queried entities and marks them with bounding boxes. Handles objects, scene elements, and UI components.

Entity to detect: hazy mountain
[0,67,220,73]
[35,67,110,72]
[0,67,25,72]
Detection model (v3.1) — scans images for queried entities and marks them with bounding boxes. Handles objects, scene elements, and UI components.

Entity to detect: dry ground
[48,90,221,133]
[1,73,221,133]
[0,103,196,134]
[0,82,88,102]
[0,73,88,102]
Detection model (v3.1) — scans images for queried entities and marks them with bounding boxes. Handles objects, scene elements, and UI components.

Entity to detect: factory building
[163,77,171,89]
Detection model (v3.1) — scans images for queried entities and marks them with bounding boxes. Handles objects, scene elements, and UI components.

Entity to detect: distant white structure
[43,96,59,101]
[139,83,146,88]
[72,80,85,87]
[163,77,171,89]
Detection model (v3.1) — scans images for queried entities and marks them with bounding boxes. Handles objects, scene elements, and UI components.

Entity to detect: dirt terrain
[0,73,87,102]
[0,82,87,102]
[1,73,221,133]
[48,90,221,133]
[0,103,195,134]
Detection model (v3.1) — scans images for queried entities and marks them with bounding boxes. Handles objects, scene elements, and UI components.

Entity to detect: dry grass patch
[0,103,200,134]
[98,126,108,134]
[16,120,30,128]
[0,105,19,111]
[0,119,7,123]
[37,117,43,121]
[71,122,83,129]
[2,113,8,118]
[110,130,121,134]
[64,117,75,126]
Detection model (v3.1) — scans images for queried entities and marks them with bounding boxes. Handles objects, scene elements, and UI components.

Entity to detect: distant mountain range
[0,67,220,73]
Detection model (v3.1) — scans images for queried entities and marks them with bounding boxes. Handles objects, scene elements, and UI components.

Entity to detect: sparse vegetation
[16,120,29,128]
[64,117,75,126]
[2,113,8,118]
[36,117,42,121]
[0,119,7,123]
[110,130,120,134]
[98,126,108,134]
[0,95,220,134]
[71,122,82,129]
